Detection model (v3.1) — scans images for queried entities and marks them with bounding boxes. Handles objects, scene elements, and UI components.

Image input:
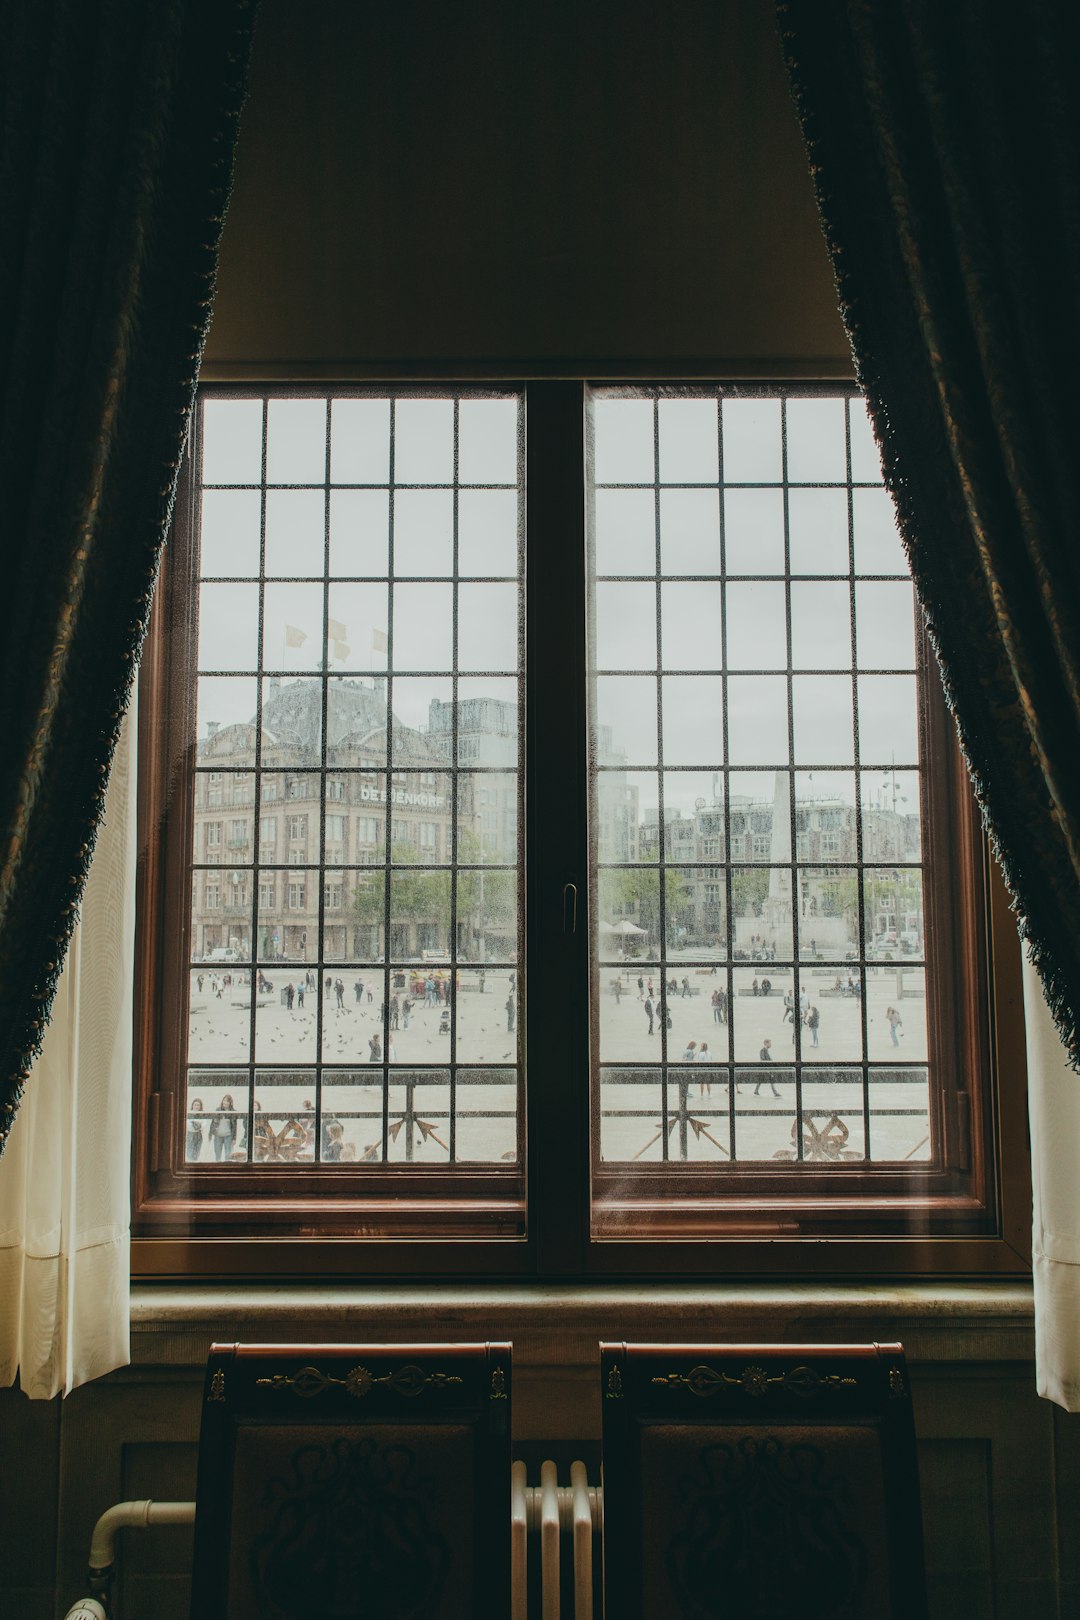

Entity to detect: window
[134,384,1017,1276]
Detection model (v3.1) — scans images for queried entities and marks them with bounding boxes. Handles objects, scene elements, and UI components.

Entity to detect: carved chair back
[600,1340,927,1620]
[191,1340,511,1620]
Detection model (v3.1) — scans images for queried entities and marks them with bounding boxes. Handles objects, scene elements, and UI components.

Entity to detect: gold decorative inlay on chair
[256,1363,464,1400]
[606,1364,625,1401]
[490,1366,507,1400]
[651,1363,858,1398]
[208,1369,226,1403]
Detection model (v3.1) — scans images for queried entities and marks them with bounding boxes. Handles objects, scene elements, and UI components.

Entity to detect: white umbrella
[611,919,647,936]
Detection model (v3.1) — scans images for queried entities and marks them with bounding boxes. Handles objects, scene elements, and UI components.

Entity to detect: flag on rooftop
[284,624,307,647]
[371,627,389,652]
[327,617,348,641]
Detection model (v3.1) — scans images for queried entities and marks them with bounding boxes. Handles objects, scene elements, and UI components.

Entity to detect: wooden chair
[190,1340,511,1620]
[600,1341,927,1620]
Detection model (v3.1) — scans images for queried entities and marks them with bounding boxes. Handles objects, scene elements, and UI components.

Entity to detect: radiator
[64,1466,605,1620]
[512,1460,602,1620]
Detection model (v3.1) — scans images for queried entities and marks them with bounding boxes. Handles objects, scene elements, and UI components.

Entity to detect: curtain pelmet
[0,0,257,1152]
[775,0,1080,1061]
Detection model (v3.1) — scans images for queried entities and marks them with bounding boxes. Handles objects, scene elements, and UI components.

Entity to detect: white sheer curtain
[0,710,136,1399]
[1024,949,1080,1411]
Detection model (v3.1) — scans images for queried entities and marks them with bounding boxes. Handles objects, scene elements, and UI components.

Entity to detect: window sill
[130,1279,1035,1371]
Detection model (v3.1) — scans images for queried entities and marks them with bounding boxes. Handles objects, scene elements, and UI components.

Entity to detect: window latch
[563,882,578,935]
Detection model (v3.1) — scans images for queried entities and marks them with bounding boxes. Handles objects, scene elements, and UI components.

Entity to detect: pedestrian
[886,1005,903,1046]
[506,993,516,1033]
[387,1037,396,1062]
[761,977,771,997]
[389,994,400,1029]
[718,987,728,1023]
[186,1097,204,1162]
[637,975,645,1000]
[210,1094,239,1161]
[479,971,486,994]
[644,995,655,1036]
[439,1008,451,1035]
[681,975,691,998]
[782,991,794,1024]
[807,1004,820,1047]
[196,973,204,993]
[354,979,364,1004]
[647,977,654,1000]
[368,1032,382,1062]
[681,1039,697,1063]
[752,977,760,997]
[285,982,294,1011]
[697,1043,712,1097]
[402,996,413,1030]
[799,985,810,1019]
[754,1040,780,1098]
[323,1121,345,1163]
[614,979,623,1005]
[325,975,332,997]
[297,982,305,1008]
[335,977,345,1009]
[711,989,722,1023]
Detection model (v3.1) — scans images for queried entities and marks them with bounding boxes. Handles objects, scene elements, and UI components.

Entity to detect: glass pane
[786,396,847,483]
[456,1069,518,1162]
[594,488,656,576]
[188,1074,251,1162]
[865,963,926,1060]
[266,398,326,484]
[803,972,863,1063]
[659,581,722,670]
[261,682,322,767]
[256,870,318,965]
[330,398,391,484]
[798,865,860,960]
[262,582,324,671]
[391,582,454,671]
[726,675,787,764]
[394,399,454,484]
[594,675,658,766]
[458,489,519,577]
[788,488,849,575]
[329,489,390,576]
[199,583,259,671]
[202,399,262,485]
[861,769,921,861]
[389,869,451,959]
[196,676,257,746]
[452,677,519,764]
[869,1067,930,1161]
[732,870,793,963]
[459,867,517,962]
[662,676,725,766]
[598,1066,663,1162]
[864,874,925,964]
[594,582,657,670]
[200,490,262,577]
[857,675,920,765]
[391,675,453,762]
[723,488,785,574]
[252,1078,319,1163]
[458,398,518,484]
[593,398,655,484]
[597,770,650,865]
[658,398,718,483]
[848,399,884,483]
[264,489,324,578]
[725,582,787,670]
[393,488,454,576]
[659,489,720,575]
[597,869,659,957]
[855,581,918,669]
[721,398,782,482]
[733,1069,796,1162]
[459,767,518,861]
[457,582,519,672]
[321,1069,384,1163]
[794,772,856,868]
[801,1069,865,1160]
[455,970,518,1061]
[188,967,251,1063]
[191,871,252,964]
[324,584,389,673]
[853,488,907,574]
[792,674,855,765]
[790,581,851,669]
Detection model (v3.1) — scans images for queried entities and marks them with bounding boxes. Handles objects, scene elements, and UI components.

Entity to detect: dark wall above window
[204,0,850,371]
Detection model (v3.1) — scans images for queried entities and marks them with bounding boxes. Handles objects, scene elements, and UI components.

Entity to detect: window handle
[563,882,578,935]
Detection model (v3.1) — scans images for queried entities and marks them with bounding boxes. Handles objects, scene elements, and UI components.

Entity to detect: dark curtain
[0,0,257,1155]
[776,0,1080,1063]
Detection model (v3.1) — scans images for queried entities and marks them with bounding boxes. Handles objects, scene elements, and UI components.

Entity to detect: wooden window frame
[131,379,1031,1280]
